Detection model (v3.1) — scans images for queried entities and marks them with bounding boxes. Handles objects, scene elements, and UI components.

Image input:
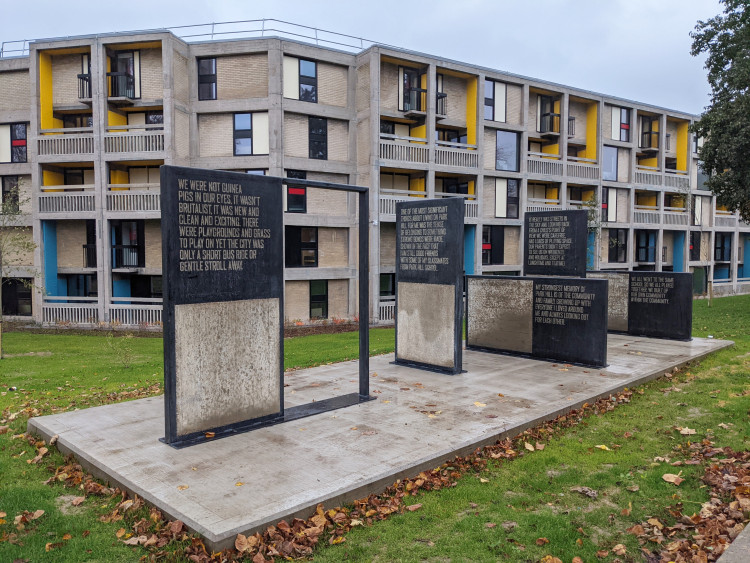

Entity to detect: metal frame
[162,172,372,448]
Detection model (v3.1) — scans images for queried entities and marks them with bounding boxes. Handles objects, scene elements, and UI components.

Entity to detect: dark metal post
[358,191,370,398]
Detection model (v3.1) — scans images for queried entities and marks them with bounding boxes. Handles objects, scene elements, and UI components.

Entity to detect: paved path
[28,334,730,551]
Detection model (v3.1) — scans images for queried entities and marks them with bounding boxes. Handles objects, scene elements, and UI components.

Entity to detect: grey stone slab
[718,523,750,562]
[467,277,533,353]
[28,335,731,552]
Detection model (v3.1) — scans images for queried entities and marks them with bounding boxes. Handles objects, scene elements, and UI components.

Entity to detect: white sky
[0,0,721,114]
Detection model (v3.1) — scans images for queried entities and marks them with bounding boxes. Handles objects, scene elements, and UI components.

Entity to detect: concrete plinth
[28,335,730,551]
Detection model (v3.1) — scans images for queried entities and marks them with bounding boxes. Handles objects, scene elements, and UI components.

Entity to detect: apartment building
[0,24,748,328]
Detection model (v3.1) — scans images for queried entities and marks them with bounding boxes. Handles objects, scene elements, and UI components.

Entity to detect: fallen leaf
[71,497,85,506]
[479,478,489,483]
[613,543,626,555]
[406,504,422,512]
[329,535,345,545]
[627,485,640,492]
[627,524,646,536]
[62,533,72,541]
[678,427,696,435]
[594,444,611,451]
[235,482,244,487]
[350,519,364,526]
[485,522,496,528]
[204,432,215,439]
[535,442,545,450]
[474,402,486,407]
[573,557,584,563]
[536,537,550,545]
[177,485,189,491]
[497,393,504,397]
[596,550,609,558]
[647,518,664,530]
[49,435,58,446]
[45,542,65,552]
[0,426,8,435]
[718,423,731,429]
[540,557,562,563]
[571,486,598,499]
[662,473,684,486]
[524,442,535,452]
[116,528,126,538]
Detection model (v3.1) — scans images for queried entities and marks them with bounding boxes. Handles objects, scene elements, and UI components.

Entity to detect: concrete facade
[0,25,748,327]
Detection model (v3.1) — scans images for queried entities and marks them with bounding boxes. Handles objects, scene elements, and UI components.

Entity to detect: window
[61,274,98,297]
[111,220,145,268]
[380,121,395,135]
[714,232,732,262]
[484,80,507,122]
[198,58,217,100]
[146,111,163,129]
[309,117,327,160]
[1,278,32,316]
[611,107,631,142]
[635,230,656,263]
[436,128,467,145]
[436,73,447,116]
[482,226,504,265]
[441,178,468,195]
[2,176,19,213]
[62,114,93,129]
[640,116,658,149]
[689,231,701,262]
[233,112,269,156]
[285,226,318,267]
[299,59,317,102]
[109,51,138,98]
[286,170,307,213]
[0,123,27,163]
[602,146,618,181]
[379,273,395,297]
[494,178,519,218]
[309,280,328,319]
[608,229,627,263]
[495,131,519,172]
[602,187,620,223]
[399,66,424,112]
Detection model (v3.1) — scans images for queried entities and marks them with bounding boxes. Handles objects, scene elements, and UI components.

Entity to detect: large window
[309,117,327,160]
[494,178,519,218]
[111,220,145,268]
[2,176,19,213]
[602,146,618,181]
[635,230,656,263]
[285,226,318,267]
[611,107,631,142]
[0,123,27,163]
[689,231,701,262]
[1,278,31,316]
[198,58,217,100]
[482,226,504,265]
[484,80,506,122]
[380,273,395,298]
[714,232,732,262]
[608,229,627,263]
[286,169,307,213]
[233,113,269,156]
[495,130,519,172]
[309,280,328,319]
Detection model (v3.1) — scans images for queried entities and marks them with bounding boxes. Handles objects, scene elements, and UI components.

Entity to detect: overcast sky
[1,0,721,114]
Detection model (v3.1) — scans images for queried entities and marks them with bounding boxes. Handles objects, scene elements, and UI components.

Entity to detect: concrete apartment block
[0,23,747,329]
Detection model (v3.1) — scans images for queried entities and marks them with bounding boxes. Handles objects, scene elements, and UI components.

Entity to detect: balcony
[634,166,662,186]
[37,128,94,157]
[434,192,478,218]
[104,125,165,154]
[378,190,477,219]
[378,299,395,322]
[42,297,99,326]
[539,112,561,138]
[107,72,135,103]
[526,198,561,213]
[379,134,429,164]
[435,140,479,169]
[715,209,738,228]
[83,244,97,268]
[633,205,660,224]
[110,297,163,327]
[663,206,689,226]
[567,157,599,180]
[402,88,426,117]
[112,244,143,269]
[664,169,689,190]
[106,183,161,212]
[39,185,96,214]
[527,152,563,176]
[77,73,92,100]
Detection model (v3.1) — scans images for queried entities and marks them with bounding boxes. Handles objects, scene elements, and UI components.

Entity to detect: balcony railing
[634,167,662,186]
[664,170,689,189]
[37,128,94,156]
[715,210,738,227]
[108,72,135,99]
[633,205,660,224]
[526,198,561,213]
[110,297,163,327]
[567,116,575,137]
[112,245,143,268]
[567,158,599,180]
[378,300,395,322]
[39,185,96,213]
[435,141,479,168]
[527,152,563,176]
[434,192,478,218]
[663,207,689,226]
[436,92,447,117]
[83,244,97,268]
[379,134,429,164]
[42,297,99,326]
[106,183,161,212]
[77,73,91,99]
[403,88,426,113]
[104,125,165,153]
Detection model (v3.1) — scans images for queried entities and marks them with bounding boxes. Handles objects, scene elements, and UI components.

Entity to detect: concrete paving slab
[28,334,731,551]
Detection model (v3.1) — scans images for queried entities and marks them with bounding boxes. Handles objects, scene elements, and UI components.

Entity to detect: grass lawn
[0,297,748,561]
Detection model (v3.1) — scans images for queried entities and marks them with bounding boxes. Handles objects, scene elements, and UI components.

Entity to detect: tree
[691,0,750,221]
[0,180,36,358]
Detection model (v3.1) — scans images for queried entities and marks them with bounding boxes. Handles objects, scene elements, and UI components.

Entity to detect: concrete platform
[28,334,731,551]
